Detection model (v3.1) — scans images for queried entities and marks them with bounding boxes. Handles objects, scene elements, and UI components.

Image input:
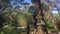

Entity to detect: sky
[10,0,31,5]
[52,7,58,13]
[25,0,31,3]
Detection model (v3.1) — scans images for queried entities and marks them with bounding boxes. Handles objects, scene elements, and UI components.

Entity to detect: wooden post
[26,20,30,34]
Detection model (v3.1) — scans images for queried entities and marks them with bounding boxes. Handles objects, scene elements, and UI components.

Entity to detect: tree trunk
[26,18,30,34]
[37,0,48,34]
[27,25,30,34]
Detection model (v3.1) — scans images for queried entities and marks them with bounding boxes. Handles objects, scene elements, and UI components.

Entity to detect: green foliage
[0,8,34,34]
[45,16,55,32]
[17,12,33,27]
[3,27,25,34]
[55,19,60,32]
[0,13,8,30]
[0,1,60,33]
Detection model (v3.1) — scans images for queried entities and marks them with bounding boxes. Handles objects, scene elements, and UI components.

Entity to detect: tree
[0,0,10,13]
[31,0,48,34]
